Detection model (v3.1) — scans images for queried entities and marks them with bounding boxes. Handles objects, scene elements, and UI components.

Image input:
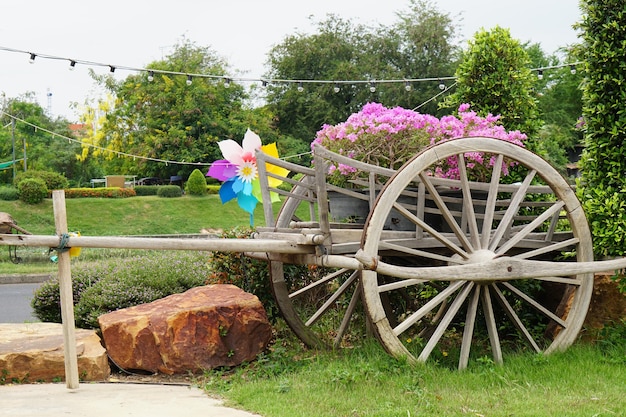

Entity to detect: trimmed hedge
[14,170,69,190]
[31,251,210,328]
[134,185,160,196]
[186,169,208,196]
[157,185,182,198]
[18,178,48,204]
[0,186,19,201]
[64,187,136,198]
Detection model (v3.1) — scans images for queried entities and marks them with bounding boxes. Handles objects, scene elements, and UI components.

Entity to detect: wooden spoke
[289,268,351,299]
[306,270,359,326]
[512,237,580,260]
[481,285,503,364]
[492,284,542,352]
[495,200,565,256]
[459,285,481,370]
[481,154,504,248]
[500,281,567,328]
[393,281,465,336]
[488,169,537,252]
[378,278,426,293]
[418,281,475,362]
[379,240,466,264]
[457,153,481,249]
[334,280,362,348]
[419,172,475,253]
[389,199,470,259]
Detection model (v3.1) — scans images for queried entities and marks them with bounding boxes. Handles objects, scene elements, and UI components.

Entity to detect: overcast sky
[0,0,582,121]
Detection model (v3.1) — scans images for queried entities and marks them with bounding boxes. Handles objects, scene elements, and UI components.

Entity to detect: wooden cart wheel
[269,179,364,349]
[360,137,594,369]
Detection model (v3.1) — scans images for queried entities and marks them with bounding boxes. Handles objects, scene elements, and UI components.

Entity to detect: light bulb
[369,82,376,93]
[29,53,36,64]
[297,82,304,92]
[404,81,411,92]
[109,65,116,73]
[570,65,577,75]
[223,78,231,88]
[438,80,446,90]
[333,83,340,93]
[147,71,154,82]
[537,70,543,80]
[69,60,76,71]
[186,75,193,85]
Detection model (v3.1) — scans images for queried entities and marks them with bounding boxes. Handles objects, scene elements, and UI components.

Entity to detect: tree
[81,39,273,181]
[577,0,626,257]
[441,26,542,142]
[265,0,460,142]
[0,95,97,186]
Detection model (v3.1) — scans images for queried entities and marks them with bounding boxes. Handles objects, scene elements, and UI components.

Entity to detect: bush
[18,178,48,204]
[134,185,160,196]
[205,227,310,322]
[0,186,19,201]
[185,169,207,196]
[64,187,136,198]
[207,185,220,195]
[31,251,209,328]
[14,170,69,190]
[157,185,182,198]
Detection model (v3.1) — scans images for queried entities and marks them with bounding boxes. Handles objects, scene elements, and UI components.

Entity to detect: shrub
[134,185,160,196]
[18,178,48,204]
[207,185,220,195]
[157,185,182,198]
[64,187,136,198]
[0,186,19,201]
[14,170,69,190]
[31,251,209,328]
[206,227,310,322]
[185,169,207,196]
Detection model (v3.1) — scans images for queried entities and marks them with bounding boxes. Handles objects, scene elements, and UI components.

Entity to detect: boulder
[98,284,272,375]
[0,323,110,382]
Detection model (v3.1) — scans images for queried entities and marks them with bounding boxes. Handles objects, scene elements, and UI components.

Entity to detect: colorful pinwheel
[207,129,289,224]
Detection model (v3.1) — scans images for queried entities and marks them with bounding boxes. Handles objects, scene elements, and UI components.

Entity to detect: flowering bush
[313,102,527,185]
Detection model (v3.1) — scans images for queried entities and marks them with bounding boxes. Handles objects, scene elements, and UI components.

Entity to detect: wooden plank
[52,190,79,390]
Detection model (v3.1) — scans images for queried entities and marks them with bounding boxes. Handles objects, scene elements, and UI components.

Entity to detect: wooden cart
[2,136,621,374]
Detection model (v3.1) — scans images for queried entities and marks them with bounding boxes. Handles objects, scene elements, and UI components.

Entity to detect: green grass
[0,195,282,274]
[200,326,626,417]
[0,194,276,236]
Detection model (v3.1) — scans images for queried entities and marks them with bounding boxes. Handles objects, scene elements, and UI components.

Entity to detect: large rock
[98,284,272,374]
[0,323,110,382]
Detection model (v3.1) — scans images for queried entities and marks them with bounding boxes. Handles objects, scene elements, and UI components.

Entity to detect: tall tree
[0,95,96,186]
[265,0,459,142]
[578,0,626,257]
[441,26,542,142]
[81,39,271,180]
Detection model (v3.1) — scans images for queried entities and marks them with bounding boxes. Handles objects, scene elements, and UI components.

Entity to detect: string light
[404,80,412,92]
[223,78,231,88]
[297,81,304,92]
[147,71,154,82]
[69,60,76,70]
[186,74,193,85]
[0,45,581,94]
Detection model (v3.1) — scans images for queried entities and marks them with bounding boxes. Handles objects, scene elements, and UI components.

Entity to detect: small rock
[0,323,110,383]
[98,284,272,374]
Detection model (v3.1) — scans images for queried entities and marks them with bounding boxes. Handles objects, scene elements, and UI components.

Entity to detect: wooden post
[52,190,80,389]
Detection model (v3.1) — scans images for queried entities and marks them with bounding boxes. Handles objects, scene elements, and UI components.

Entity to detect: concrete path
[0,382,261,417]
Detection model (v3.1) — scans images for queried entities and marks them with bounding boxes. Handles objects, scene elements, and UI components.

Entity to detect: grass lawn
[0,194,280,273]
[201,329,626,417]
